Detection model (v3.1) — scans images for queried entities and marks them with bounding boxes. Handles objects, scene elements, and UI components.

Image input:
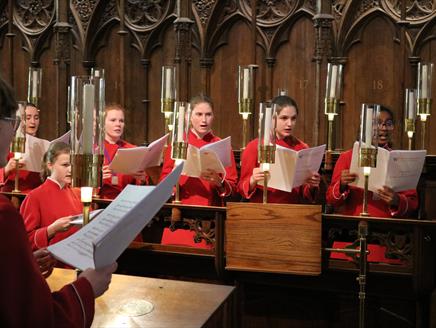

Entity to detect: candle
[243,68,249,99]
[82,84,95,154]
[165,68,172,99]
[364,107,373,146]
[329,65,337,98]
[81,186,93,202]
[177,105,185,142]
[32,70,38,99]
[408,90,416,119]
[263,106,272,145]
[421,64,428,99]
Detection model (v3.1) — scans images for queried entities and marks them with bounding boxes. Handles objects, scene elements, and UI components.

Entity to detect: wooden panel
[47,268,234,328]
[225,202,322,275]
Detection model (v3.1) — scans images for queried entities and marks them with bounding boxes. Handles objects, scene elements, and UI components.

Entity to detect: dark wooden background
[0,0,435,154]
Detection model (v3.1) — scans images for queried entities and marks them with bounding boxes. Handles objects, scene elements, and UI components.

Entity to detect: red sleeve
[238,139,259,199]
[160,145,176,182]
[390,189,419,217]
[0,196,95,328]
[326,151,351,207]
[218,149,238,198]
[20,192,49,250]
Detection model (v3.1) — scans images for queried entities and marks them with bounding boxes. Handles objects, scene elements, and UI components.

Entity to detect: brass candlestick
[239,99,252,150]
[359,148,377,216]
[13,158,20,193]
[417,99,431,150]
[404,118,415,150]
[172,143,187,204]
[324,97,337,170]
[10,137,25,193]
[258,145,275,204]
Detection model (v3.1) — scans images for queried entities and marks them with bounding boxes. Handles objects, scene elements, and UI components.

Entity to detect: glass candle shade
[417,62,433,116]
[258,102,277,164]
[70,75,105,188]
[238,66,254,115]
[359,104,380,168]
[324,63,343,117]
[27,67,42,106]
[404,88,416,133]
[10,101,27,154]
[171,101,191,160]
[161,66,176,115]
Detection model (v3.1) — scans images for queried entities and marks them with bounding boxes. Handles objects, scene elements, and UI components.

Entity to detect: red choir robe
[0,152,42,193]
[20,178,82,251]
[99,139,145,199]
[160,130,238,248]
[0,195,95,327]
[326,148,418,263]
[238,136,318,203]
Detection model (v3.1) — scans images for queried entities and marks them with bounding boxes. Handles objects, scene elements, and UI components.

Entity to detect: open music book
[349,141,426,192]
[22,131,71,172]
[257,144,326,192]
[108,134,168,174]
[182,136,232,178]
[47,163,183,271]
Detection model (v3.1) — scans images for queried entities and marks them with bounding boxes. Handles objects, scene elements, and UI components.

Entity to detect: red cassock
[160,130,238,248]
[99,139,148,199]
[0,152,42,193]
[325,149,418,217]
[238,136,317,204]
[20,178,82,251]
[326,149,419,263]
[0,195,95,328]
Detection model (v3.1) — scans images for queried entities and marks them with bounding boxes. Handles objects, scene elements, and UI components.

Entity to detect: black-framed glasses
[0,115,20,132]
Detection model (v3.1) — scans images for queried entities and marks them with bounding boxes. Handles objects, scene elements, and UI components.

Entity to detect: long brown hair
[41,142,70,180]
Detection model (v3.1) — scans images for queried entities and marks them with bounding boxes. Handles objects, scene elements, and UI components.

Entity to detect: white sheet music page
[182,136,231,178]
[48,163,183,270]
[109,134,168,174]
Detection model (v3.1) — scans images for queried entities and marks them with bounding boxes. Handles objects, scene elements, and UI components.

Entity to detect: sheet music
[349,141,426,192]
[182,136,232,178]
[261,144,326,192]
[109,134,168,174]
[48,163,183,270]
[22,131,71,172]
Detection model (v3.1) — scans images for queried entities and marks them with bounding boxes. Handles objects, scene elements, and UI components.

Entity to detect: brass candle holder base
[360,174,370,216]
[12,159,20,193]
[359,148,377,168]
[71,154,104,188]
[171,142,187,160]
[258,145,275,163]
[82,202,91,226]
[238,99,253,115]
[10,137,25,154]
[262,171,269,204]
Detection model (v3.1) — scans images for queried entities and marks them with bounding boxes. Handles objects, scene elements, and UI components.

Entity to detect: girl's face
[275,105,297,140]
[25,106,40,136]
[105,109,125,142]
[377,110,394,147]
[190,102,214,138]
[48,153,72,186]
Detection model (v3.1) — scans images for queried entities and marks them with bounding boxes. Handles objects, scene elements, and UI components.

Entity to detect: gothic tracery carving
[193,0,215,25]
[125,0,167,30]
[71,0,97,31]
[240,0,297,26]
[385,0,435,21]
[15,0,54,32]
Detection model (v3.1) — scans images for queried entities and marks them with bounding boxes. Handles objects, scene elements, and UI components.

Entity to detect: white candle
[242,68,249,99]
[177,106,185,142]
[165,68,172,99]
[329,65,337,98]
[32,70,38,99]
[81,186,93,202]
[408,90,416,119]
[82,84,95,154]
[364,107,373,146]
[421,64,428,99]
[263,106,272,145]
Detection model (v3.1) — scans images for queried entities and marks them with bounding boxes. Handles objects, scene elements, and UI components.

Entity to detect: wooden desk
[47,269,235,328]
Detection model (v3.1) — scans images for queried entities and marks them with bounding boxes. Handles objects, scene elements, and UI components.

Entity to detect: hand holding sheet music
[108,134,168,175]
[258,144,326,192]
[47,163,183,271]
[349,141,426,192]
[182,136,232,178]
